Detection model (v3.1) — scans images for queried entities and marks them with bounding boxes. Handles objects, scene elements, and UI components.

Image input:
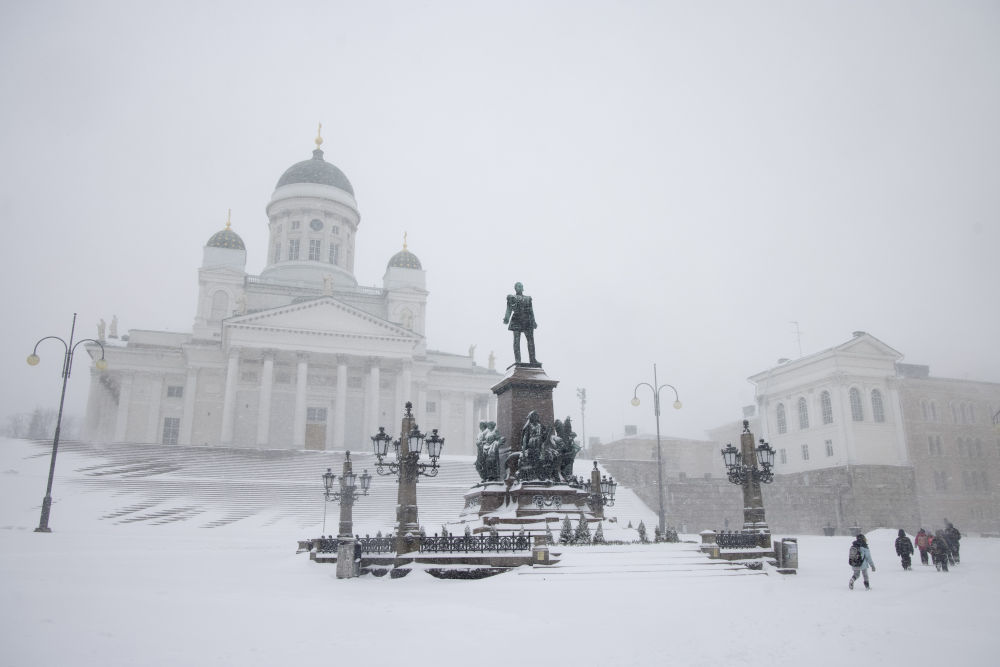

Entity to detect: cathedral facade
[83,133,499,454]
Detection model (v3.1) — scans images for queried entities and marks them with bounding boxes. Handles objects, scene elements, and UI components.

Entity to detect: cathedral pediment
[224,297,418,347]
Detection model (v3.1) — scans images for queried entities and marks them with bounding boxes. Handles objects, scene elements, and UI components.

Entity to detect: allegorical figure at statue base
[503,281,538,365]
[474,420,504,483]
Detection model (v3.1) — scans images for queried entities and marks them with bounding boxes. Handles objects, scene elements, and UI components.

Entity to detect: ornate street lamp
[370,402,444,555]
[630,363,681,538]
[321,451,371,579]
[719,420,774,547]
[26,313,107,533]
[583,461,616,516]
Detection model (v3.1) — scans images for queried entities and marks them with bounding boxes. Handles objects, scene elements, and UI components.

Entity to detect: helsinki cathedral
[83,129,499,454]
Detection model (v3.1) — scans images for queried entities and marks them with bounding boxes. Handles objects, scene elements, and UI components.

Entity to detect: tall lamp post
[322,451,372,578]
[583,461,617,518]
[720,420,776,547]
[370,402,444,555]
[577,387,587,453]
[631,364,682,538]
[26,313,107,532]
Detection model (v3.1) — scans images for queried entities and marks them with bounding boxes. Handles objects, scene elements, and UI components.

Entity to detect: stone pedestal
[492,363,558,457]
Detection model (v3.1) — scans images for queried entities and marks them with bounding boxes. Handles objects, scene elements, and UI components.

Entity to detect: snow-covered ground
[2,437,996,666]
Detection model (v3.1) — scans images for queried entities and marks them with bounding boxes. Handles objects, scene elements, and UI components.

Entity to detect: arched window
[921,401,929,421]
[210,290,229,320]
[871,389,885,423]
[930,402,937,422]
[849,388,864,422]
[797,397,809,429]
[821,391,833,424]
[776,403,787,434]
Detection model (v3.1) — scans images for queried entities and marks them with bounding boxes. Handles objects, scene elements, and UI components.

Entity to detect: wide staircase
[22,439,658,535]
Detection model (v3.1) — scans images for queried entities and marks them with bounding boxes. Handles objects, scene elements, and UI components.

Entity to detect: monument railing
[715,530,767,549]
[419,533,534,553]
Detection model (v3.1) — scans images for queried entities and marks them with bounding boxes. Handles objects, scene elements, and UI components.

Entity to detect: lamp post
[322,451,372,578]
[370,402,444,555]
[720,419,775,547]
[577,387,587,453]
[583,461,617,518]
[26,313,107,533]
[630,364,681,538]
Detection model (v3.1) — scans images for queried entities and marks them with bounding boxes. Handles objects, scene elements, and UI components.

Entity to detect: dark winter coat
[930,535,950,560]
[895,535,914,556]
[945,524,961,545]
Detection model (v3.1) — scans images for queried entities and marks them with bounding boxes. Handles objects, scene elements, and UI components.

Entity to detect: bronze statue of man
[503,282,538,365]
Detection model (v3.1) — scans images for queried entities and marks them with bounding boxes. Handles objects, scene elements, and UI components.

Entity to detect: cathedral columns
[114,372,134,442]
[179,367,198,445]
[220,348,240,444]
[365,360,380,439]
[84,367,103,441]
[333,356,347,451]
[463,393,475,456]
[293,353,308,448]
[257,351,275,447]
[145,375,164,444]
[416,384,427,430]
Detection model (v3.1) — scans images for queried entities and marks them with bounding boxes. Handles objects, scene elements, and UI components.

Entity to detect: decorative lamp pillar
[371,402,443,556]
[320,451,371,579]
[584,461,616,517]
[720,420,774,548]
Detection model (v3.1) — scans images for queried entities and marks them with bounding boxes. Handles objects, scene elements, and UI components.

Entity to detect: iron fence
[716,531,766,549]
[420,533,534,553]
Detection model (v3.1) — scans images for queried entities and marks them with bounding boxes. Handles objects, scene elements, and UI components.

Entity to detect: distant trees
[3,408,76,440]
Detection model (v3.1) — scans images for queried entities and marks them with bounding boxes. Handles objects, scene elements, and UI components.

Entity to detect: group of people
[848,520,961,591]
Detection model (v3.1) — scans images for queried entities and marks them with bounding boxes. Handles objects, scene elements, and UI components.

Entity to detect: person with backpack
[944,520,961,565]
[848,534,876,590]
[930,529,951,572]
[895,529,914,570]
[914,528,931,565]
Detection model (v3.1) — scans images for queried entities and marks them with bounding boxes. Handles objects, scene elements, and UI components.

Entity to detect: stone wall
[600,459,919,535]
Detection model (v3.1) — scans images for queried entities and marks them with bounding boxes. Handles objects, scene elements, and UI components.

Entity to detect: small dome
[276,148,355,195]
[387,248,422,270]
[207,214,245,250]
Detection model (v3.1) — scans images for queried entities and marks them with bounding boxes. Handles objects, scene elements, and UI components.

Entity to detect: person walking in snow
[848,534,876,590]
[930,529,951,572]
[895,529,914,570]
[944,520,961,565]
[914,528,931,565]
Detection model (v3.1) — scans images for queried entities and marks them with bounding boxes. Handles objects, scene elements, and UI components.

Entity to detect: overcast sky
[2,0,998,443]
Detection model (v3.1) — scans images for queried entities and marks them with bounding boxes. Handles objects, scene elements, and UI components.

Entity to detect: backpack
[848,544,863,567]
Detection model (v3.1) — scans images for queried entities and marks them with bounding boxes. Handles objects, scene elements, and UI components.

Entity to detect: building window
[825,439,834,457]
[288,239,300,260]
[969,404,976,423]
[934,470,948,491]
[426,401,437,414]
[162,417,180,446]
[871,389,885,423]
[849,388,864,421]
[921,401,929,421]
[308,239,321,261]
[331,225,339,235]
[930,402,937,421]
[306,407,327,423]
[291,220,300,230]
[779,448,787,464]
[801,444,810,460]
[167,385,184,398]
[797,398,809,430]
[273,242,281,263]
[821,391,833,424]
[776,403,787,434]
[329,244,339,265]
[952,403,959,423]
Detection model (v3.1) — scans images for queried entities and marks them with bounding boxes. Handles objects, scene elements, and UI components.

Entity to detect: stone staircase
[24,440,659,535]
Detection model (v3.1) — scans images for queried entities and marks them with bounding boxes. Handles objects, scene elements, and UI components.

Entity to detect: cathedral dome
[275,148,355,195]
[206,215,245,250]
[387,237,422,270]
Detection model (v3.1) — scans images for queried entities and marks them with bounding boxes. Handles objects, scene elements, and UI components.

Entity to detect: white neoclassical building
[84,133,499,453]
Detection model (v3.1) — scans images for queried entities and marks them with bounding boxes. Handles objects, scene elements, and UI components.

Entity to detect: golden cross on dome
[226,208,232,230]
[315,122,324,149]
[403,232,408,251]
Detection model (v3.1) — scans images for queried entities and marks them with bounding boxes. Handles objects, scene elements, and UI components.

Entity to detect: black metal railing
[716,531,766,549]
[419,533,534,553]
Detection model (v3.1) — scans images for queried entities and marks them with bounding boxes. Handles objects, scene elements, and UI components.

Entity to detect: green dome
[387,248,422,270]
[206,227,245,250]
[276,148,354,195]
